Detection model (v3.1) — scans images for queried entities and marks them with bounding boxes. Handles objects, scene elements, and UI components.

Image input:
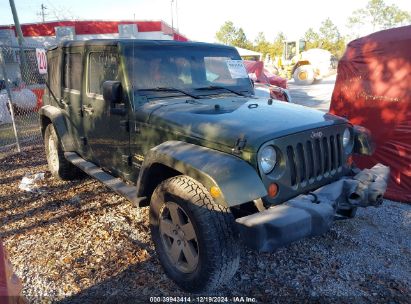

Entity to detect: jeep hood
[143,97,347,152]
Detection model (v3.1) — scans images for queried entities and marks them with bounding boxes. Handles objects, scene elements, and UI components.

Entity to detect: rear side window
[63,53,82,91]
[88,51,119,95]
[47,52,61,98]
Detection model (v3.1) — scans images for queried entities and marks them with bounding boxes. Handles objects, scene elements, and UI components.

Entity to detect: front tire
[44,124,83,180]
[150,176,240,293]
[293,64,315,85]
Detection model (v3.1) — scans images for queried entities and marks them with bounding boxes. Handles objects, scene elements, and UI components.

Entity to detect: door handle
[82,105,94,115]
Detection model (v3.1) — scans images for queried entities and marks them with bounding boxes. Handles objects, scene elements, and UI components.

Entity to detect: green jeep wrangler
[40,39,389,292]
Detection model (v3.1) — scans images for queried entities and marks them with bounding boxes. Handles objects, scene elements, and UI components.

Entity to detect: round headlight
[259,146,277,174]
[343,128,351,148]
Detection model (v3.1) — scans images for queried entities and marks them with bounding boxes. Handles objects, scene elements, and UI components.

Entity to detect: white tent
[235,47,262,60]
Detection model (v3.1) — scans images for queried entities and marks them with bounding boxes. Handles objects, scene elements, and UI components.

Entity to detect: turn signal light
[268,183,279,198]
[210,186,221,199]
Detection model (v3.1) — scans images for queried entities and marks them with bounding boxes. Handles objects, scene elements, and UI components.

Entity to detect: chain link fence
[0,43,46,158]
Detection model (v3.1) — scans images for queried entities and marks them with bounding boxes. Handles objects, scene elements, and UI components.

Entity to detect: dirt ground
[0,144,410,303]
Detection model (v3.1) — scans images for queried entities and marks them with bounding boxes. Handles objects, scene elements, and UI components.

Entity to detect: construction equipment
[278,39,337,85]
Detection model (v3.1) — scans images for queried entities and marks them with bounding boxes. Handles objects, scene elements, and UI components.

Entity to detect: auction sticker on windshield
[226,60,248,78]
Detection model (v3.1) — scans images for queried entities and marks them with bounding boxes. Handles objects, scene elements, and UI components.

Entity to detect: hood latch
[232,134,247,154]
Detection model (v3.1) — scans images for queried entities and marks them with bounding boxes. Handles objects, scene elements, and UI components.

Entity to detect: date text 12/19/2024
[150,296,257,303]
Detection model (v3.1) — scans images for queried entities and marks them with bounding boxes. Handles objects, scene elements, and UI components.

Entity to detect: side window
[88,51,119,95]
[47,52,61,98]
[63,53,82,91]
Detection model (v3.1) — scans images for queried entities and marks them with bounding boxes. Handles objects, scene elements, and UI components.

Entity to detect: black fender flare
[39,105,76,151]
[136,141,267,207]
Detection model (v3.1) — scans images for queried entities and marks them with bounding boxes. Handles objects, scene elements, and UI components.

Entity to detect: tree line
[215,0,411,59]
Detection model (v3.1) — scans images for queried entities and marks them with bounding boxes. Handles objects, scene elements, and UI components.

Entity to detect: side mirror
[103,81,122,104]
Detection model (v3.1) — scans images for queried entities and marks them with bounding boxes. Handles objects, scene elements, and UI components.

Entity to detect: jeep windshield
[124,45,253,100]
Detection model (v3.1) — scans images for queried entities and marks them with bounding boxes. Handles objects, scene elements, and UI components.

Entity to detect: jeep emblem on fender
[311,131,323,139]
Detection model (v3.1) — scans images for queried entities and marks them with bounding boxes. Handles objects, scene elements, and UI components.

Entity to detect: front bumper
[236,164,390,252]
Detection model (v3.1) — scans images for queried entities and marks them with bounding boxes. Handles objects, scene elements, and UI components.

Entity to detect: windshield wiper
[138,87,200,99]
[194,85,248,97]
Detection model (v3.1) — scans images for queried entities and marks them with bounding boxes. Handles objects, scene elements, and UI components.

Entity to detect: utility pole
[175,0,179,32]
[170,0,174,35]
[38,3,48,23]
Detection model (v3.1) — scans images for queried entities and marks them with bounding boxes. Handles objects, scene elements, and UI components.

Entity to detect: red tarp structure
[243,61,287,89]
[330,26,411,202]
[0,241,23,303]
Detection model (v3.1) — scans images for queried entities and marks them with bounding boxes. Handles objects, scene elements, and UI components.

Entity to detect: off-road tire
[44,124,83,180]
[293,64,315,85]
[150,175,240,293]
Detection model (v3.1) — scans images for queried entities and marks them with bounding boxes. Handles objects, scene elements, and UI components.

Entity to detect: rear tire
[44,124,83,180]
[150,175,240,293]
[293,65,315,85]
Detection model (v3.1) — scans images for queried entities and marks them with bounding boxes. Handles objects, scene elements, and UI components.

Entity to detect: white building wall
[20,31,173,47]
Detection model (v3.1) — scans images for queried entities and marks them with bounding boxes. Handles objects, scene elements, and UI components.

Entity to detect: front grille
[259,125,349,205]
[286,134,343,187]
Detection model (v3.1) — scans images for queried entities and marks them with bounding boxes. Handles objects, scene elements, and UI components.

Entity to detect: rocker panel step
[65,152,144,205]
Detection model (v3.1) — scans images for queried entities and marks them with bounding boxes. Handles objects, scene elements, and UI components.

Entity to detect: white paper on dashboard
[226,60,248,79]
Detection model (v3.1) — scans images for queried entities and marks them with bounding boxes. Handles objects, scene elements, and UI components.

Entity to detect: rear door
[61,48,85,155]
[81,46,131,178]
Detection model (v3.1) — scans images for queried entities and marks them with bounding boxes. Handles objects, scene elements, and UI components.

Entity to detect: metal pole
[9,0,25,47]
[175,0,179,32]
[0,51,21,152]
[9,0,27,77]
[170,0,174,36]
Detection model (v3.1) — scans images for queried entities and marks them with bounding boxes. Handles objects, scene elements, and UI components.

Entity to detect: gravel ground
[0,145,410,303]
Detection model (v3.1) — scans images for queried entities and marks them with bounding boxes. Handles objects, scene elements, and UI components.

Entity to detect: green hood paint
[140,96,347,153]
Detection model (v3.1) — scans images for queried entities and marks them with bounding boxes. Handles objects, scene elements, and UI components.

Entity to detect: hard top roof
[48,39,235,51]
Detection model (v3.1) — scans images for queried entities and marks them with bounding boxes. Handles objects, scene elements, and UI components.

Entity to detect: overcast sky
[1,0,410,42]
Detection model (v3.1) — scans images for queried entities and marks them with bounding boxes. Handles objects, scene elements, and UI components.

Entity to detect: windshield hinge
[232,135,247,154]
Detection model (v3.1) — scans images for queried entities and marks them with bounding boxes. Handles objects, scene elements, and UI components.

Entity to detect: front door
[81,46,131,178]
